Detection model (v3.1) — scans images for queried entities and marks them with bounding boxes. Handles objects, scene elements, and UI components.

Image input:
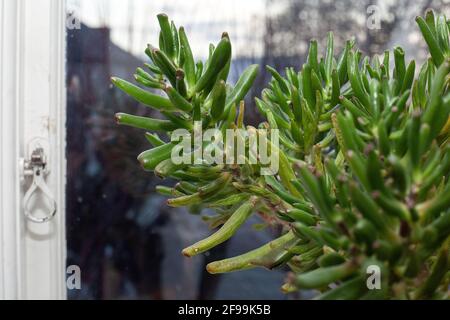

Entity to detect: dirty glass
[65,0,286,300]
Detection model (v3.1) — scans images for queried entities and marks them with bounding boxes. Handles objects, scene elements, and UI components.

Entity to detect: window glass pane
[65,0,285,300]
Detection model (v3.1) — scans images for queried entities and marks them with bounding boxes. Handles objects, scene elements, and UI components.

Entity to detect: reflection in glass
[65,0,285,300]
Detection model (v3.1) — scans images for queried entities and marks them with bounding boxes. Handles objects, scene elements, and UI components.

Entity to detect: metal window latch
[20,147,57,223]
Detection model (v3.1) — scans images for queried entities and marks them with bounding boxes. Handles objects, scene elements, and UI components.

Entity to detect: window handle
[20,147,57,223]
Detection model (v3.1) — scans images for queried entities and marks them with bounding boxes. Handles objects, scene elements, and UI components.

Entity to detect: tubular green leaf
[211,80,227,121]
[294,262,357,289]
[137,143,175,171]
[157,14,175,59]
[179,27,196,88]
[115,113,177,132]
[224,64,259,116]
[266,65,290,95]
[191,37,232,95]
[111,77,176,111]
[164,86,193,112]
[416,16,445,66]
[182,197,257,257]
[206,231,298,274]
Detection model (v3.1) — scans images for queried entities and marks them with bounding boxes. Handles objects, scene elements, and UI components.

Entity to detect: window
[3,0,445,301]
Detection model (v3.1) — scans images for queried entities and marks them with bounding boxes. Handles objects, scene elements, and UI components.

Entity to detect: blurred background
[65,0,450,299]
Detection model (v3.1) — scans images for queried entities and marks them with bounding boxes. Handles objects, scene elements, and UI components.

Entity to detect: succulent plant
[112,11,450,299]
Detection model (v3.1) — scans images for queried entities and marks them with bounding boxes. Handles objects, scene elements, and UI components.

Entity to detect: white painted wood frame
[0,0,66,299]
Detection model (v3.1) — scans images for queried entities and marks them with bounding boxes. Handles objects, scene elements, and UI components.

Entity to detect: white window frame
[0,0,66,299]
